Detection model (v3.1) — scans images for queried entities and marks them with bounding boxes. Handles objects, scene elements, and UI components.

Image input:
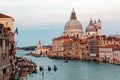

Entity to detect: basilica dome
[64,19,82,30]
[64,9,83,31]
[86,24,97,32]
[63,8,84,39]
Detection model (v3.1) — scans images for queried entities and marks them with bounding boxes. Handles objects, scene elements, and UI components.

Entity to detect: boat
[64,60,68,63]
[54,65,57,71]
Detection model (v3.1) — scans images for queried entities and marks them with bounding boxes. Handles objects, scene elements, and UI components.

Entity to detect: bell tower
[96,19,102,35]
[37,40,43,48]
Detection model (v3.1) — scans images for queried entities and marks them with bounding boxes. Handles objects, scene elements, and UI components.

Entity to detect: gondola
[54,65,57,71]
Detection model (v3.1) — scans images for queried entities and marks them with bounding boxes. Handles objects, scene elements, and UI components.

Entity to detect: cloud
[2,0,119,47]
[0,0,120,29]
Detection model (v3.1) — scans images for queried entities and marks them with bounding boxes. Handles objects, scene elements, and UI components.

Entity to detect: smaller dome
[86,18,97,32]
[86,24,97,32]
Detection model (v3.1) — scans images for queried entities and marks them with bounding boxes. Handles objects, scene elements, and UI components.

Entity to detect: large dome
[63,8,84,39]
[64,19,83,30]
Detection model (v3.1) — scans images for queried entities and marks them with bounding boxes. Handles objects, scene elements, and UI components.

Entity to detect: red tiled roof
[80,38,87,44]
[106,36,120,41]
[0,13,12,18]
[53,36,70,40]
[100,44,120,48]
[37,47,50,50]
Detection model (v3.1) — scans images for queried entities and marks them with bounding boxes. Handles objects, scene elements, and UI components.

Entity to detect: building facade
[99,47,113,63]
[88,39,99,61]
[113,47,120,64]
[35,41,51,56]
[63,37,81,59]
[51,36,71,58]
[0,13,15,80]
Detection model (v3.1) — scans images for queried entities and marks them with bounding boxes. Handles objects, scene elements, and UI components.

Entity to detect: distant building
[86,18,102,37]
[88,38,99,61]
[113,47,120,64]
[51,36,81,59]
[63,37,81,59]
[35,41,51,56]
[102,36,120,46]
[80,38,89,60]
[99,44,120,64]
[99,45,114,63]
[52,36,71,58]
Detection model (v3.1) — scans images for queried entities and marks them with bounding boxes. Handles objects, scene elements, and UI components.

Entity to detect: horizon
[1,0,120,47]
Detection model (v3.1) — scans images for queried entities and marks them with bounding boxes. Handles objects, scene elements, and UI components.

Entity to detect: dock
[16,57,37,79]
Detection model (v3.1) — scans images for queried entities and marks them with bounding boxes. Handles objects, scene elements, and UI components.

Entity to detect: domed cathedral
[63,8,84,39]
[86,18,102,37]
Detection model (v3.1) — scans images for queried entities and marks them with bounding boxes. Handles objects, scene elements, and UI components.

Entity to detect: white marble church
[62,8,102,38]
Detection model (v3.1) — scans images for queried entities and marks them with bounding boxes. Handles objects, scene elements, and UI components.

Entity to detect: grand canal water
[16,50,120,80]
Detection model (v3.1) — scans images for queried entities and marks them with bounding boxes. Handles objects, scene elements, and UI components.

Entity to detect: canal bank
[16,50,120,80]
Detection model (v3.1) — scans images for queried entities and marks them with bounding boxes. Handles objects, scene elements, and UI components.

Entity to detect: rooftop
[100,44,120,48]
[0,13,13,18]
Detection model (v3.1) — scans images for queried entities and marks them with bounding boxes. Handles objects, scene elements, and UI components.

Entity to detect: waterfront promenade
[16,50,120,80]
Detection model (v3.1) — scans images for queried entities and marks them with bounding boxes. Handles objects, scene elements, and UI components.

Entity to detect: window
[5,39,9,46]
[6,22,8,26]
[77,34,78,38]
[107,42,108,44]
[0,30,2,34]
[104,42,105,44]
[0,39,2,47]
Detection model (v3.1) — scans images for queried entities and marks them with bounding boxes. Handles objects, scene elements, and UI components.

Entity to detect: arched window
[77,34,78,38]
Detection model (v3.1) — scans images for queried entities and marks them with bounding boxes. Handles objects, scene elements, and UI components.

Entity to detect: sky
[0,0,120,47]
